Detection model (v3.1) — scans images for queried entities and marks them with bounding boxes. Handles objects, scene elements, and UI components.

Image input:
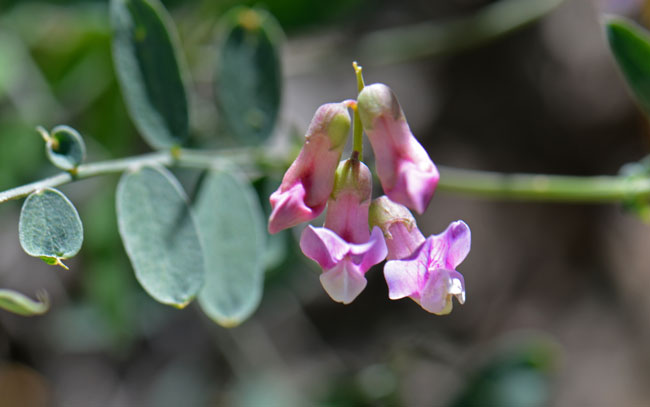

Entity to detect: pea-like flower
[357,83,439,214]
[383,220,470,315]
[268,103,351,234]
[299,159,387,304]
[369,195,425,260]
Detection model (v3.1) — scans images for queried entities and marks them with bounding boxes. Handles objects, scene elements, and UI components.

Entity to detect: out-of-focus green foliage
[607,16,650,115]
[215,7,282,145]
[0,289,49,316]
[111,0,190,149]
[450,335,559,407]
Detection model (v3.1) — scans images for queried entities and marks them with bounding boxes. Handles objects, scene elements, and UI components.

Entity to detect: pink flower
[268,103,351,234]
[299,158,387,304]
[369,195,425,260]
[324,158,373,244]
[383,220,470,315]
[357,83,439,214]
[300,226,387,304]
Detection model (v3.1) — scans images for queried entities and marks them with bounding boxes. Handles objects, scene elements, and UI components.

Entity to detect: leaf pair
[116,166,265,326]
[111,0,282,148]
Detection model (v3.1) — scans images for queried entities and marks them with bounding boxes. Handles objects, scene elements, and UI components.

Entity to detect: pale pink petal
[383,238,431,300]
[419,269,465,315]
[267,103,350,234]
[351,227,388,272]
[324,159,373,244]
[368,196,425,260]
[324,193,370,244]
[357,83,439,214]
[319,259,368,304]
[299,225,349,269]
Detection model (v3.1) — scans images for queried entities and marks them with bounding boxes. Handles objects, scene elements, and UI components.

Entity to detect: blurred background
[1,0,650,405]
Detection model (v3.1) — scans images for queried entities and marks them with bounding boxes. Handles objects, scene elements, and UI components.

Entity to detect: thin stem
[436,166,650,202]
[2,146,650,205]
[352,61,365,160]
[0,148,260,204]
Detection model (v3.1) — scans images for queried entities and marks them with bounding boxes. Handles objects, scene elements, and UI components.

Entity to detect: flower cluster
[268,83,470,315]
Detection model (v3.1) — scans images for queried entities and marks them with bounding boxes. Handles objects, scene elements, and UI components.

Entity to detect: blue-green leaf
[111,0,189,149]
[116,165,204,308]
[606,16,650,115]
[215,7,283,145]
[0,289,49,316]
[19,188,83,269]
[39,125,86,171]
[194,171,265,327]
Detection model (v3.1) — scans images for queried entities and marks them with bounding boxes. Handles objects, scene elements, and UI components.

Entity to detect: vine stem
[436,166,650,202]
[1,149,649,205]
[0,148,256,204]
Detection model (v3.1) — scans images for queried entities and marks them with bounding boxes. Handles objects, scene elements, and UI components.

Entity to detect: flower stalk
[352,61,365,160]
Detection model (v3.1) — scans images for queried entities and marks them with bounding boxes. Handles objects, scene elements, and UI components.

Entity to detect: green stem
[436,166,650,202]
[2,147,650,205]
[352,61,365,160]
[0,148,260,204]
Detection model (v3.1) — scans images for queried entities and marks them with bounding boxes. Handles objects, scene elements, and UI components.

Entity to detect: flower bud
[357,84,439,214]
[369,196,425,260]
[324,159,373,244]
[268,103,351,234]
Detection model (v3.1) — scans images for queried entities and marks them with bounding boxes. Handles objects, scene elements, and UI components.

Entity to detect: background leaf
[194,170,265,327]
[215,7,283,145]
[0,289,49,316]
[116,165,204,308]
[18,188,83,265]
[111,0,189,149]
[606,16,650,115]
[42,125,86,170]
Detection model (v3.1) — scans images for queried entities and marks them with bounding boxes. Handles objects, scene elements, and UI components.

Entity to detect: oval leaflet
[111,0,190,149]
[116,165,204,308]
[194,170,266,327]
[19,188,83,269]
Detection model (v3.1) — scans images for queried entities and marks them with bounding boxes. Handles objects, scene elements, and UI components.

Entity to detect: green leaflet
[0,289,49,316]
[606,17,650,115]
[111,0,189,149]
[19,188,83,268]
[194,171,265,327]
[215,7,283,145]
[39,125,86,171]
[116,165,204,308]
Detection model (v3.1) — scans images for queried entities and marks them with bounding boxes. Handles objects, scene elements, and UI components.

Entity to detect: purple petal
[299,226,350,269]
[319,259,368,304]
[431,221,471,270]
